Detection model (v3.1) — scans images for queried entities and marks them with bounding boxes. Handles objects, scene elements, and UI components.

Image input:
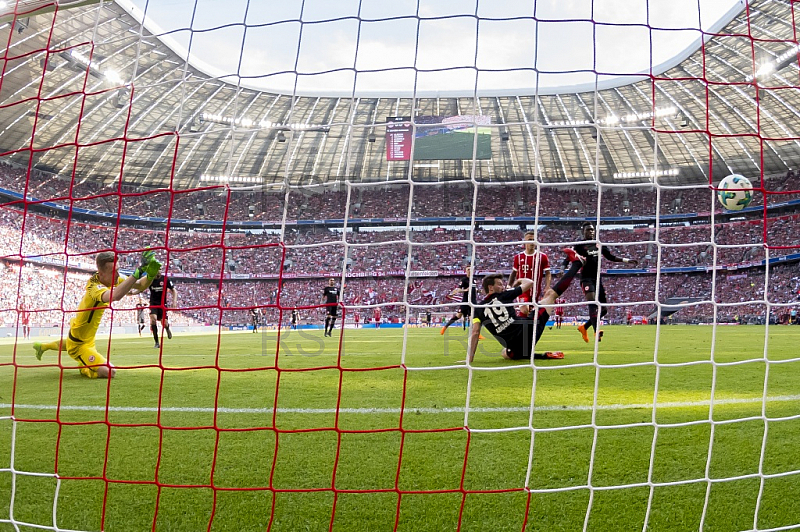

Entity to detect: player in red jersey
[354,311,360,328]
[373,307,381,329]
[554,298,565,329]
[20,303,30,340]
[626,308,633,326]
[507,231,551,318]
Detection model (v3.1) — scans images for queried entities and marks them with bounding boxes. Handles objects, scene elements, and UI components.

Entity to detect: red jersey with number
[512,251,550,301]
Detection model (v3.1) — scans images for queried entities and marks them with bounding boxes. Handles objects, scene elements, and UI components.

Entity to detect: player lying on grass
[464,249,584,363]
[33,250,162,379]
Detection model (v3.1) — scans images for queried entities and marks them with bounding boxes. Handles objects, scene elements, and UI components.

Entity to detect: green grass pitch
[2,325,800,531]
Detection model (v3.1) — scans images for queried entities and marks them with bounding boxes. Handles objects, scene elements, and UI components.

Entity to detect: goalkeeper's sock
[330,318,337,333]
[39,340,62,352]
[151,324,159,344]
[443,315,459,329]
[165,325,172,340]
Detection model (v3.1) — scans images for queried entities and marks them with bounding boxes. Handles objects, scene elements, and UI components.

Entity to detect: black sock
[444,315,459,328]
[553,260,582,296]
[585,305,598,332]
[151,324,159,343]
[330,318,336,332]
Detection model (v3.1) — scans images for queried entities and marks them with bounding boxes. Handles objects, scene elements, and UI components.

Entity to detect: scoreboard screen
[385,115,492,161]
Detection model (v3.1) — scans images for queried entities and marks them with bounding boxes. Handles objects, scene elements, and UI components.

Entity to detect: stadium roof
[0,0,799,189]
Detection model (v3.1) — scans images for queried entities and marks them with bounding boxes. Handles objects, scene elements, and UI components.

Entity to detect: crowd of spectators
[5,259,796,328]
[2,161,798,328]
[3,161,799,222]
[3,205,799,278]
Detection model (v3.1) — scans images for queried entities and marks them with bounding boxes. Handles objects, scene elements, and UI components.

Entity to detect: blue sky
[120,0,742,95]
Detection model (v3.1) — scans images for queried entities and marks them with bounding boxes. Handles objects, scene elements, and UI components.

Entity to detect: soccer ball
[717,174,753,211]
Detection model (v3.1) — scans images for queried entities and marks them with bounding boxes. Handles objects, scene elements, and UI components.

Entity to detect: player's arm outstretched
[601,246,639,266]
[512,277,534,292]
[168,282,178,308]
[103,251,161,303]
[507,267,518,290]
[466,319,482,363]
[449,286,468,296]
[543,257,552,290]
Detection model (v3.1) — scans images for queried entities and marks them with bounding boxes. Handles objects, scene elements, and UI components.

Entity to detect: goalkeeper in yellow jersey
[33,250,162,379]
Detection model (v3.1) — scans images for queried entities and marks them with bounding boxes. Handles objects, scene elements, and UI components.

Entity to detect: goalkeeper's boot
[154,342,160,349]
[577,324,589,343]
[562,247,585,265]
[596,330,604,342]
[33,342,44,360]
[440,326,446,335]
[478,334,486,340]
[543,351,565,359]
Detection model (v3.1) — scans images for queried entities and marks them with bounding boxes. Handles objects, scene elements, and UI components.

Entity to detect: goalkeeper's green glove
[144,258,162,279]
[132,249,157,279]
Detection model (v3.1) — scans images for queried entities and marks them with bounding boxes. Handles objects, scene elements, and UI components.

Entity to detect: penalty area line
[2,395,799,415]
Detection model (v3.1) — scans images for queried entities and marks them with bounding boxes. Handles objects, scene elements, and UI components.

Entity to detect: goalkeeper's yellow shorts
[66,336,107,379]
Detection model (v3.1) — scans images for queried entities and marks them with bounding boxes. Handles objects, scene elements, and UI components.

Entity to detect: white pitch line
[1,395,799,415]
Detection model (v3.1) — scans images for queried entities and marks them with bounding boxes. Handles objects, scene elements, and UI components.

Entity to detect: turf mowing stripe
[2,395,799,414]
